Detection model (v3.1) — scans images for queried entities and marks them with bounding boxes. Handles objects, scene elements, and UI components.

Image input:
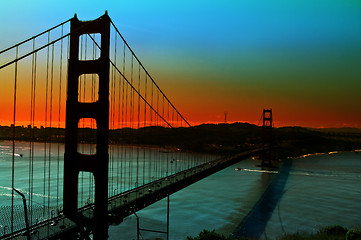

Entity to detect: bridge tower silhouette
[64,13,110,239]
[261,109,273,166]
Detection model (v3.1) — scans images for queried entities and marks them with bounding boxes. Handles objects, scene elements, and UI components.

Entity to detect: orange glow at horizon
[1,69,360,129]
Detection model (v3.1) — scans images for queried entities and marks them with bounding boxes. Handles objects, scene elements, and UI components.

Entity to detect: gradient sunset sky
[1,0,360,128]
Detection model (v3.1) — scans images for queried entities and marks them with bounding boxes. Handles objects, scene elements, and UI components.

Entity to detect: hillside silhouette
[1,123,360,157]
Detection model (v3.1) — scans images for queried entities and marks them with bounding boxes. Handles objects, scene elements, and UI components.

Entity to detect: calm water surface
[1,141,360,239]
[109,151,361,239]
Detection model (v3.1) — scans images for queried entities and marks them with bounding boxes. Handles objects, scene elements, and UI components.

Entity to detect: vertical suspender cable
[31,51,37,222]
[109,60,112,197]
[79,34,84,205]
[11,46,18,233]
[29,39,37,224]
[162,96,164,126]
[161,96,164,176]
[57,24,64,210]
[125,47,129,190]
[123,43,128,191]
[150,81,153,183]
[48,42,55,217]
[114,31,120,195]
[163,96,165,176]
[116,34,121,195]
[130,55,134,188]
[121,42,125,192]
[83,35,87,104]
[112,42,116,194]
[110,36,116,196]
[29,41,34,224]
[90,33,96,200]
[66,34,70,102]
[43,31,50,216]
[83,35,87,205]
[109,72,112,196]
[143,74,147,185]
[136,64,140,188]
[156,90,159,178]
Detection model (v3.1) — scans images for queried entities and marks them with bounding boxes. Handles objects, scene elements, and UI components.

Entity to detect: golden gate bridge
[0,12,264,239]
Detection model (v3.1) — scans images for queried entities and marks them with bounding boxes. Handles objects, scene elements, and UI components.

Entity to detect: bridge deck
[2,149,261,240]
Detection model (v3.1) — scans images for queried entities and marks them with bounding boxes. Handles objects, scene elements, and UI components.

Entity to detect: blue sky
[1,0,361,127]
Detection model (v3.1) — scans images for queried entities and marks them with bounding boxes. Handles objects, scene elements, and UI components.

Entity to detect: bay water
[1,141,360,239]
[109,151,361,239]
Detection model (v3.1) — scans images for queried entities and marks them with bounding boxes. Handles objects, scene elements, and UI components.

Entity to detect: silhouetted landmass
[1,123,360,157]
[275,126,361,158]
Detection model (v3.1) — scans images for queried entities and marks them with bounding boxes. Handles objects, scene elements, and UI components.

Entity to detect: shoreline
[287,148,361,159]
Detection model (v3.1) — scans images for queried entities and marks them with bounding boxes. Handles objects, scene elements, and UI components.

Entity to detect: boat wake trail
[235,168,278,174]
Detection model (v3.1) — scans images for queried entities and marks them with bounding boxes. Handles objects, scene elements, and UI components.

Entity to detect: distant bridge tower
[64,12,110,239]
[261,109,273,166]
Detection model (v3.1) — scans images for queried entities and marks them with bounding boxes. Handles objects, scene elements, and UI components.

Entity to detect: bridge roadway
[2,149,261,240]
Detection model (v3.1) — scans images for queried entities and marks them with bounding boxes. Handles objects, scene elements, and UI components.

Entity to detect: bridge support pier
[64,12,110,239]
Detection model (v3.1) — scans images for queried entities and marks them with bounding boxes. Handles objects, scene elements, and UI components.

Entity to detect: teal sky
[1,0,361,127]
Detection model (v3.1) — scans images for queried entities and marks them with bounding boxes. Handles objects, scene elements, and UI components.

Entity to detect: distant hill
[311,127,361,134]
[274,126,361,158]
[1,123,360,158]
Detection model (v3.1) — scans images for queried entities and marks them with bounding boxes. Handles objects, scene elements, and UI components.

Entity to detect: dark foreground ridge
[189,225,361,240]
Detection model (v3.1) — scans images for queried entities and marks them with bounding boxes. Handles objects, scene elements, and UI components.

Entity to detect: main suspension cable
[0,19,71,55]
[109,19,192,128]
